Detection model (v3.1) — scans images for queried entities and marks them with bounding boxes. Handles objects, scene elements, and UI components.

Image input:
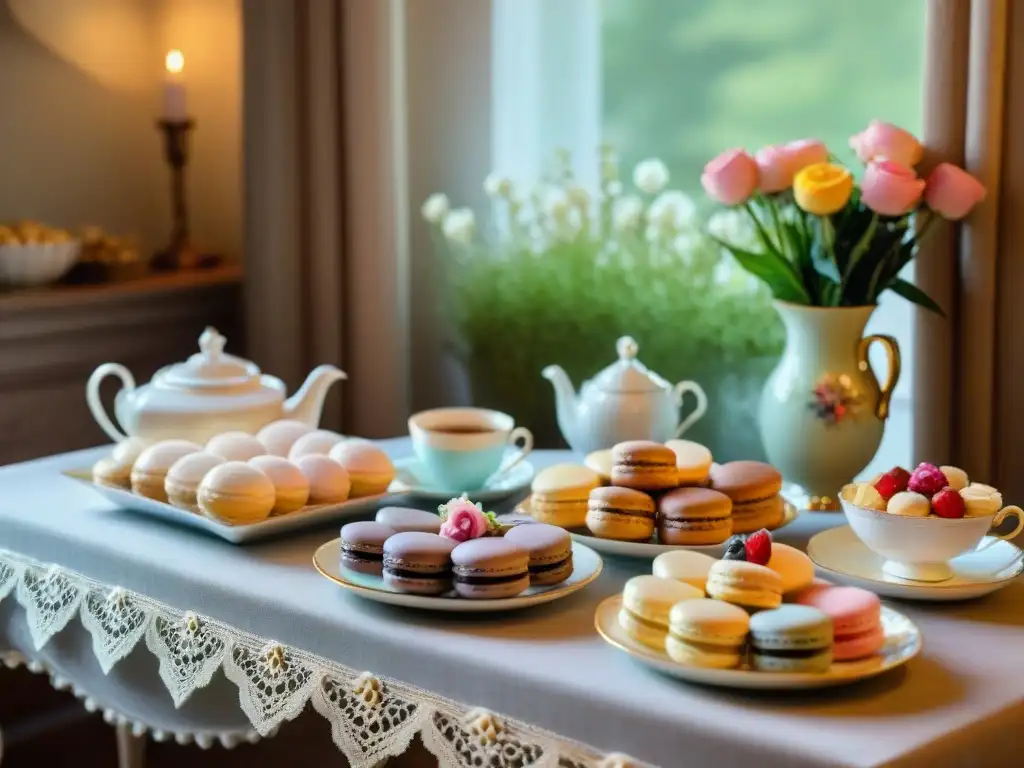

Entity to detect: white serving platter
[65,470,396,544]
[515,495,798,559]
[595,595,921,690]
[313,538,602,613]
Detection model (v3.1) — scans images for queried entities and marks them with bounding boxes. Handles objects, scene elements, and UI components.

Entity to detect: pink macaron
[795,585,883,661]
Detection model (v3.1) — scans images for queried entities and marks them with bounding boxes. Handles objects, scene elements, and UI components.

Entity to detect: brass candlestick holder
[153,119,220,270]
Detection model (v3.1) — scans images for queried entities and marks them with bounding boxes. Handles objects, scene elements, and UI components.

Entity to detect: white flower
[605,180,623,198]
[671,232,700,254]
[633,158,669,195]
[541,187,571,222]
[648,191,696,233]
[707,209,758,250]
[421,193,450,224]
[612,195,643,232]
[483,173,513,199]
[566,184,590,209]
[441,208,476,245]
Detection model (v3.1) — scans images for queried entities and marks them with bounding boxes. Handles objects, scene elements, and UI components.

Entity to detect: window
[485,0,924,473]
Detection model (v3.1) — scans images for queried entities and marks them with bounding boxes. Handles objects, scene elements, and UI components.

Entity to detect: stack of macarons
[616,529,885,672]
[539,440,785,545]
[338,497,575,599]
[91,422,396,525]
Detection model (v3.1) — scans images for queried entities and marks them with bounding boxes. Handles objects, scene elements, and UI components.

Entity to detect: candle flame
[165,50,184,74]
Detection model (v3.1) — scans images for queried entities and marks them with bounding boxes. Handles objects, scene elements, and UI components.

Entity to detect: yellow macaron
[664,439,713,486]
[619,575,704,649]
[706,559,783,611]
[530,463,600,528]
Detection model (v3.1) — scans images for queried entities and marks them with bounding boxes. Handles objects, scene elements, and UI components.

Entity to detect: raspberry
[744,529,772,566]
[932,487,966,518]
[722,535,747,561]
[874,466,911,500]
[908,463,948,497]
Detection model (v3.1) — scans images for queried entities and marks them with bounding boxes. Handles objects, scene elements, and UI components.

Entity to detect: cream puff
[328,440,394,497]
[197,462,275,524]
[165,452,225,513]
[256,419,314,457]
[131,440,203,502]
[294,455,351,504]
[206,431,267,462]
[287,430,344,461]
[248,455,310,515]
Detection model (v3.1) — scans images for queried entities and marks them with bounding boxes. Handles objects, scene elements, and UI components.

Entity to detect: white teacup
[408,407,533,492]
[840,492,1024,582]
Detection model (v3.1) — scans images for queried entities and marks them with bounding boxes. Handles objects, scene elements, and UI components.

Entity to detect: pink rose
[701,149,759,205]
[439,499,489,542]
[924,163,986,220]
[754,145,793,193]
[860,160,926,216]
[784,139,829,173]
[849,120,923,167]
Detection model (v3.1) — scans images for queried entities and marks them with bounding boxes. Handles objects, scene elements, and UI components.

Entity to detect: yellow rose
[794,163,853,215]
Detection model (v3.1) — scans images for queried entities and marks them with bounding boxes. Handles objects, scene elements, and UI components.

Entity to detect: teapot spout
[283,364,347,426]
[541,364,578,446]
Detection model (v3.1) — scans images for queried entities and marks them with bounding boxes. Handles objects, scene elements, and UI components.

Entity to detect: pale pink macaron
[795,585,883,661]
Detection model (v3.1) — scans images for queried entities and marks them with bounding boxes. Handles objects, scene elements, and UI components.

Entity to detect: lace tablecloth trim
[0,549,641,768]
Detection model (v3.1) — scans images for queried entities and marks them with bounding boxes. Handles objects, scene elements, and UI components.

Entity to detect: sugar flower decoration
[438,495,498,542]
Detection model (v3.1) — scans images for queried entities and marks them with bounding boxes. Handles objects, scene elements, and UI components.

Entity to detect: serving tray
[65,470,399,543]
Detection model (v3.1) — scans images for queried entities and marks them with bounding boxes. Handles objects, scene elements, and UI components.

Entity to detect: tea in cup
[408,407,533,491]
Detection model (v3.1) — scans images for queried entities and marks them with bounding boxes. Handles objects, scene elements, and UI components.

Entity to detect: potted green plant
[422,149,784,459]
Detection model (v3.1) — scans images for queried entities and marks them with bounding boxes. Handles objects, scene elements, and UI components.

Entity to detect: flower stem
[743,201,780,256]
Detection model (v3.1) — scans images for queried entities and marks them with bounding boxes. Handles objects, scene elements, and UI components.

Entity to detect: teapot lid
[589,336,670,393]
[158,327,261,390]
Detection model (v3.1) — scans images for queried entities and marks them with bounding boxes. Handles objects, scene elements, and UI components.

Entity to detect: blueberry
[722,535,747,561]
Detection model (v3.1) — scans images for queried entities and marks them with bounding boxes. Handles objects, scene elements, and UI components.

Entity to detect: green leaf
[844,214,878,280]
[710,237,810,304]
[810,239,842,285]
[887,278,946,316]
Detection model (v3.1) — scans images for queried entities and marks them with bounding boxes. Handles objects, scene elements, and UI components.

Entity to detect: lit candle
[163,49,187,122]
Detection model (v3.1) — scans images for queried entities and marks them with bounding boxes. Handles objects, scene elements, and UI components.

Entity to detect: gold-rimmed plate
[808,525,1024,601]
[595,595,921,690]
[514,495,798,559]
[313,538,603,612]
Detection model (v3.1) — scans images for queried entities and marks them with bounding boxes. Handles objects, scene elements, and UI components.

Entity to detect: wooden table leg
[115,722,146,768]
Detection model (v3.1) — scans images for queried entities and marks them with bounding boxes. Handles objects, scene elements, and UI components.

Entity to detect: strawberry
[874,466,911,500]
[908,463,948,498]
[932,487,966,518]
[744,529,772,566]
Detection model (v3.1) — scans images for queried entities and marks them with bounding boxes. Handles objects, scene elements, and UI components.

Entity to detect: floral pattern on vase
[759,301,900,509]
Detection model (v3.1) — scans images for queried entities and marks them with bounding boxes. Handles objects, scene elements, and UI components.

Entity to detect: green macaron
[748,604,833,673]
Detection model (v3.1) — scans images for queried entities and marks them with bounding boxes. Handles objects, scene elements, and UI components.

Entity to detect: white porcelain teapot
[541,336,708,454]
[86,327,346,444]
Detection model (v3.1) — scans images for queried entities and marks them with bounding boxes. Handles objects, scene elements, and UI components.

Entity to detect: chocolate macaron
[710,461,784,534]
[375,506,442,534]
[450,538,531,599]
[382,532,457,595]
[586,486,656,541]
[339,521,396,575]
[611,441,678,491]
[503,523,574,585]
[657,487,733,545]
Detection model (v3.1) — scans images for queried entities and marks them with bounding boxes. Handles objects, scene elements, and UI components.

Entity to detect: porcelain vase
[758,302,900,510]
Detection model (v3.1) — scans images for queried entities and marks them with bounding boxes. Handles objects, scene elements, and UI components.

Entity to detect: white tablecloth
[1,441,1023,767]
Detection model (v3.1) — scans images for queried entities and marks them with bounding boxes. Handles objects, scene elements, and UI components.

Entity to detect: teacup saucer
[807,525,1024,601]
[389,456,535,502]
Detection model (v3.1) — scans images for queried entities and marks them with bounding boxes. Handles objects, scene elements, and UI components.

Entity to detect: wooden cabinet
[0,267,243,465]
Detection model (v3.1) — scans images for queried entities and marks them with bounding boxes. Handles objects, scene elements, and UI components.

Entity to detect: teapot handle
[86,363,136,442]
[673,380,708,438]
[857,334,901,420]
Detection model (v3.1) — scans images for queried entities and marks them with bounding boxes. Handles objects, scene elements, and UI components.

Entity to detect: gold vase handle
[857,334,901,420]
